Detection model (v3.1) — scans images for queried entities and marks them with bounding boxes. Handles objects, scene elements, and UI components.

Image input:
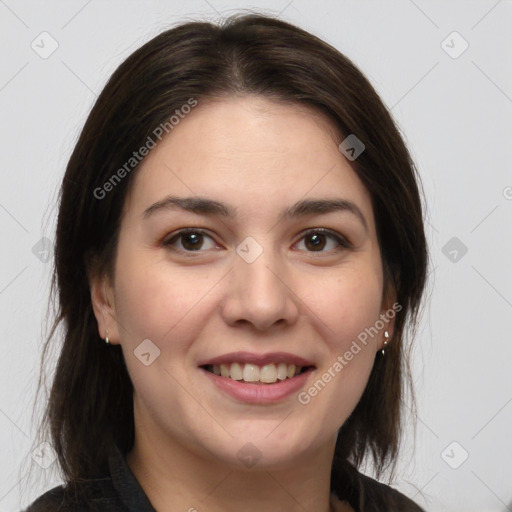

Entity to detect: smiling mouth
[200,362,315,385]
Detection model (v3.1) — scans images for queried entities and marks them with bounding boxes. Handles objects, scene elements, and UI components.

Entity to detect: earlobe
[89,272,120,344]
[381,330,390,355]
[379,282,398,349]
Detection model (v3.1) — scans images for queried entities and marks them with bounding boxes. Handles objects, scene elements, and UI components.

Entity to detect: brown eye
[296,229,350,253]
[163,229,217,252]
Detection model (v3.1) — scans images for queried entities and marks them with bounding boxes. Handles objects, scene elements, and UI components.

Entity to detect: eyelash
[162,228,351,256]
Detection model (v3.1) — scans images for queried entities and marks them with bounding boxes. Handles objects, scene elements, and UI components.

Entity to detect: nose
[219,244,300,332]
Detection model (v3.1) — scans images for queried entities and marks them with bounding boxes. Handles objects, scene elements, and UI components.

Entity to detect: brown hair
[32,11,429,494]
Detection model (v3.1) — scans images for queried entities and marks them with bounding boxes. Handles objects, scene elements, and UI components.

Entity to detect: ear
[88,269,120,345]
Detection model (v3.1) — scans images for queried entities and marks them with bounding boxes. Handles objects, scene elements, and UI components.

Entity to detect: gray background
[1,0,511,510]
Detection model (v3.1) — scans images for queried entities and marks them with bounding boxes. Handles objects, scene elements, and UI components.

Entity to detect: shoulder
[331,462,425,512]
[23,485,79,512]
[352,473,425,512]
[356,471,424,511]
[22,478,127,512]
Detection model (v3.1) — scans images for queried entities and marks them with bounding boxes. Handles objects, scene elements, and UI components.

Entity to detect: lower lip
[200,368,314,404]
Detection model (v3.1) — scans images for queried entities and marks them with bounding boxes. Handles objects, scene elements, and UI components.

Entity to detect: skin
[90,95,396,512]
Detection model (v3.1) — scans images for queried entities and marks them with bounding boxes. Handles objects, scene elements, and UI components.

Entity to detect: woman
[25,12,429,512]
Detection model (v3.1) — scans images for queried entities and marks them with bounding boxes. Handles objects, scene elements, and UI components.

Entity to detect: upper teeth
[208,363,303,383]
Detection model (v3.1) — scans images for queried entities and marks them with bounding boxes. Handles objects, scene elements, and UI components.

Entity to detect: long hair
[31,11,429,493]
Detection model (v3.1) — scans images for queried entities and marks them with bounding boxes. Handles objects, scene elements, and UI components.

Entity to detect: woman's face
[92,95,395,469]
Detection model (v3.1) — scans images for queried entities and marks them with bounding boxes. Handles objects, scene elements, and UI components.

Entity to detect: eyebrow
[142,195,368,232]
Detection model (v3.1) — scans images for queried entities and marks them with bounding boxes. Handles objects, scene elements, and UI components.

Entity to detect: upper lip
[198,351,316,367]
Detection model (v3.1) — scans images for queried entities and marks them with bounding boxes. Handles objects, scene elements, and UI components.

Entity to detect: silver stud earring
[105,330,110,345]
[381,330,390,356]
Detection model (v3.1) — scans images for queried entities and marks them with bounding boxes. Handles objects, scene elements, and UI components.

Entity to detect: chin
[202,430,319,471]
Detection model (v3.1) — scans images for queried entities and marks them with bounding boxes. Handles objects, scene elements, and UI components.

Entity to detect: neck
[126,422,339,512]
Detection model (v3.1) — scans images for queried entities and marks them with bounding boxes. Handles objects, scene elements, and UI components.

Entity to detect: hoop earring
[105,329,110,345]
[381,330,390,356]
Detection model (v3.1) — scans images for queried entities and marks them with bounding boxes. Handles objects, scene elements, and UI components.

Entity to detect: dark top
[23,445,425,511]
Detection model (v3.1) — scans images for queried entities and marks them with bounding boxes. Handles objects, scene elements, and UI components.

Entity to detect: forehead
[123,95,373,225]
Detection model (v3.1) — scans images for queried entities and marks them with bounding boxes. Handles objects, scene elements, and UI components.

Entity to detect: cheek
[308,268,382,396]
[111,251,213,410]
[113,248,213,353]
[314,269,383,343]
[289,268,383,444]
